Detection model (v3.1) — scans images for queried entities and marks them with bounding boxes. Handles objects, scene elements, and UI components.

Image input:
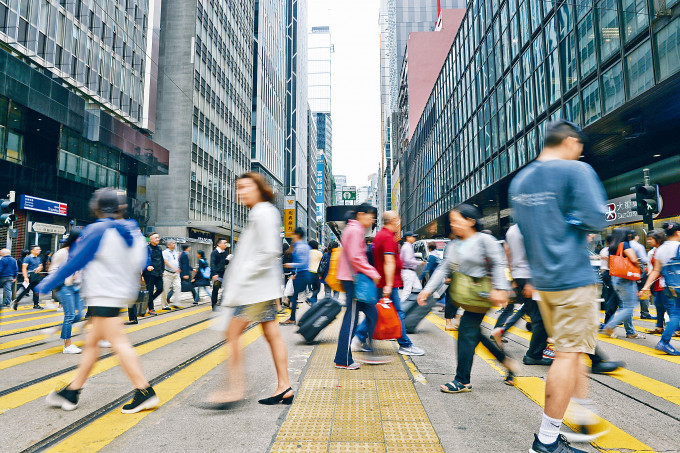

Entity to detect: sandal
[440,379,472,393]
[279,319,296,325]
[674,331,680,338]
[445,324,458,331]
[646,327,664,335]
[504,370,516,386]
[626,333,646,339]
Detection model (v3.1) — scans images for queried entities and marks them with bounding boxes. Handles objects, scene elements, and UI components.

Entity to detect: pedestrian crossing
[0,301,677,452]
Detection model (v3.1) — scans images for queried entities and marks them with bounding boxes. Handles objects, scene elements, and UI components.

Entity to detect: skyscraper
[148,0,253,244]
[251,0,287,207]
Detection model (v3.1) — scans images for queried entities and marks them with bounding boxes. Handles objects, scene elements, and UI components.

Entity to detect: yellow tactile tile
[270,441,328,452]
[382,421,440,444]
[334,404,381,421]
[386,443,445,453]
[286,402,336,419]
[337,379,376,390]
[380,403,429,422]
[296,388,337,403]
[330,421,384,442]
[276,420,332,442]
[329,442,386,452]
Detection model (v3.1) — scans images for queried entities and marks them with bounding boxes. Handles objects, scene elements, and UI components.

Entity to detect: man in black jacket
[210,238,228,310]
[143,233,164,313]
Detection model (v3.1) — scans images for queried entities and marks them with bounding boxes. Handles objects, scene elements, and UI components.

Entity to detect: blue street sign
[20,195,68,216]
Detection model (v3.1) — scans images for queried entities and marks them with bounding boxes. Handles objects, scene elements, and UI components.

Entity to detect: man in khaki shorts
[510,121,610,453]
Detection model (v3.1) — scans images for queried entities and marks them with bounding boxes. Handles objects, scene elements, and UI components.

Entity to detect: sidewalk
[270,315,444,452]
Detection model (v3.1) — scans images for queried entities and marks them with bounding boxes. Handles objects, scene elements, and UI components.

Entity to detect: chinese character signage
[20,195,68,216]
[284,196,296,238]
[605,195,642,226]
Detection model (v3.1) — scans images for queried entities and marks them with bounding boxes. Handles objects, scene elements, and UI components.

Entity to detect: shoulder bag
[449,235,494,312]
[609,243,641,281]
[343,241,378,305]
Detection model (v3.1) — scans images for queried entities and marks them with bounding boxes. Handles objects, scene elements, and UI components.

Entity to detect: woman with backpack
[419,204,518,391]
[640,223,680,355]
[193,250,212,303]
[600,228,646,339]
[645,230,666,335]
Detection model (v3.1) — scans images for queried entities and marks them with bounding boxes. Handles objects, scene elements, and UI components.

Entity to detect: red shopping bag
[373,298,402,340]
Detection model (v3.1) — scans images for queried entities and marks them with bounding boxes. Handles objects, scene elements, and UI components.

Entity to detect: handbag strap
[616,242,625,257]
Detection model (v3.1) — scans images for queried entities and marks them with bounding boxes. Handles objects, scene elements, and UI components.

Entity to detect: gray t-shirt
[505,224,531,279]
[652,240,680,266]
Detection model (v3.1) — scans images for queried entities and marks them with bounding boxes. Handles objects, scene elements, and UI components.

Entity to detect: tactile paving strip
[270,307,443,452]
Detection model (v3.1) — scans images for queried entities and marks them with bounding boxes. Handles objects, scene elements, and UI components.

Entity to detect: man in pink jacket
[334,204,381,370]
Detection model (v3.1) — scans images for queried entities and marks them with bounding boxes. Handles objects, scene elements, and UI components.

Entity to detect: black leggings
[444,292,458,319]
[455,310,508,385]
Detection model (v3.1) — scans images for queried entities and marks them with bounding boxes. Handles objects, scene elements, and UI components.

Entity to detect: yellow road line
[479,318,680,407]
[0,312,62,326]
[0,306,212,371]
[0,321,62,336]
[0,306,35,313]
[1,308,58,319]
[427,314,656,453]
[0,317,218,414]
[403,355,427,385]
[0,333,49,350]
[45,326,263,453]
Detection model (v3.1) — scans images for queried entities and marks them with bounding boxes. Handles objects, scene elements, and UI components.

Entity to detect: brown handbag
[609,243,641,281]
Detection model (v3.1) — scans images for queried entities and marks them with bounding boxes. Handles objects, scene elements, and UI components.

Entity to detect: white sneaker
[57,307,64,312]
[63,344,82,354]
[98,340,111,348]
[44,302,57,309]
[398,345,425,356]
[42,327,60,342]
[350,336,373,352]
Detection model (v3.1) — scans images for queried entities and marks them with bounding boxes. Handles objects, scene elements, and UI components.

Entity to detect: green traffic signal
[633,184,659,216]
[0,200,17,225]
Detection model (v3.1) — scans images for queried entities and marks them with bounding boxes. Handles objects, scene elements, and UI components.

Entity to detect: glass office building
[402,0,680,236]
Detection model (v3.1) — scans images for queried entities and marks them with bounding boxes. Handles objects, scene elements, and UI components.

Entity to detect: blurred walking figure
[13,245,44,310]
[210,238,229,311]
[400,231,422,302]
[193,250,212,303]
[206,173,292,408]
[645,230,667,334]
[0,248,18,307]
[419,205,517,392]
[179,244,197,304]
[511,121,608,452]
[39,188,158,414]
[162,240,181,310]
[307,240,324,304]
[142,233,164,316]
[334,203,381,370]
[46,232,85,354]
[280,227,311,325]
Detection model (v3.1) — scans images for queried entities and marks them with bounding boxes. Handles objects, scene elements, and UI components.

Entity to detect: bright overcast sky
[308,0,382,188]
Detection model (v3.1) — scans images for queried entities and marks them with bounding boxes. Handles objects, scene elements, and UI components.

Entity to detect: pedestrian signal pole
[1,191,17,249]
[632,169,658,232]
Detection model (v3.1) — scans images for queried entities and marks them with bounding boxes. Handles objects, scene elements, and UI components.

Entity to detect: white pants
[399,269,422,303]
[162,271,181,307]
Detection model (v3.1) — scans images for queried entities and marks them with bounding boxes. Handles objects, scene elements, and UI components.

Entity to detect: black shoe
[258,388,294,405]
[124,320,139,325]
[12,300,18,310]
[46,386,81,411]
[591,360,624,374]
[640,314,655,320]
[523,355,553,366]
[33,304,44,310]
[121,387,159,414]
[490,334,508,343]
[529,434,587,452]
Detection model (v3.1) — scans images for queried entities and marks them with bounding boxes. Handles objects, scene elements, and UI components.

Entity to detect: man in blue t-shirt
[13,245,44,310]
[511,121,610,453]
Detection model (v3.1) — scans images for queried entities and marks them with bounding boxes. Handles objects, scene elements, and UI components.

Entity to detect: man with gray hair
[162,240,181,310]
[0,249,18,307]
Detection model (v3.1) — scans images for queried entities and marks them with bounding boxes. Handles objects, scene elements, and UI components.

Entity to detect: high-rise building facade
[402,0,680,237]
[148,0,252,244]
[379,0,465,214]
[251,0,286,207]
[0,0,169,254]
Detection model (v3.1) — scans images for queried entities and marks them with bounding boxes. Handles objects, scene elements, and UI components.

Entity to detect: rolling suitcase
[401,286,444,334]
[296,296,342,344]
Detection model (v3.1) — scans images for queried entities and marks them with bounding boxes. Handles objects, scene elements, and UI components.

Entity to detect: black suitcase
[402,290,440,333]
[296,296,342,344]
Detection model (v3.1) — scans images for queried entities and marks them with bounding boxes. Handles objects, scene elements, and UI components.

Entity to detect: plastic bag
[284,278,294,297]
[373,298,402,340]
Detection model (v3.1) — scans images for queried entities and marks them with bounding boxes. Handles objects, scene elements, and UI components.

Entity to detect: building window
[602,62,625,113]
[582,80,601,125]
[547,52,561,104]
[578,13,596,77]
[560,33,578,92]
[622,0,649,43]
[626,40,654,98]
[5,131,22,163]
[655,17,680,82]
[598,0,621,62]
[563,94,582,125]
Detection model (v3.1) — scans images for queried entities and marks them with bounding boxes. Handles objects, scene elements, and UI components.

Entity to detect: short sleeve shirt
[372,227,403,289]
[652,241,680,266]
[24,255,42,273]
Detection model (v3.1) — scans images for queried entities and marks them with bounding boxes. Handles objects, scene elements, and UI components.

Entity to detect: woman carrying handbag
[600,228,646,339]
[419,204,518,392]
[334,203,381,370]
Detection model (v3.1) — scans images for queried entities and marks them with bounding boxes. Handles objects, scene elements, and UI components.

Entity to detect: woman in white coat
[205,173,293,408]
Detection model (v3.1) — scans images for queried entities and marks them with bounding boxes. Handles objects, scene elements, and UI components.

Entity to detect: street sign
[284,196,296,238]
[20,195,67,216]
[31,222,66,235]
[605,193,664,226]
[341,186,356,201]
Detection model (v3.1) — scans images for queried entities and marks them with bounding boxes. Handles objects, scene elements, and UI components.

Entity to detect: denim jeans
[653,290,666,329]
[194,285,212,301]
[456,310,507,385]
[308,273,321,303]
[334,280,378,366]
[354,287,412,348]
[0,277,12,306]
[58,285,84,340]
[289,271,310,321]
[661,291,680,344]
[605,277,638,336]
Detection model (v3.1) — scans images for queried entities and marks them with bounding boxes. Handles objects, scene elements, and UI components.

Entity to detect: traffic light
[0,195,17,225]
[634,184,659,216]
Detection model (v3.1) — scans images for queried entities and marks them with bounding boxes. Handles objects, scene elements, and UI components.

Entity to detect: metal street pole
[643,168,654,232]
[230,154,234,251]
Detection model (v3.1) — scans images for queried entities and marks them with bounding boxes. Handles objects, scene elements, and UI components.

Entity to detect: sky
[308,0,382,188]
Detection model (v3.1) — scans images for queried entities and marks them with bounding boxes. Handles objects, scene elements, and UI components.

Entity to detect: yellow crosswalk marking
[1,308,58,319]
[0,321,62,336]
[0,312,62,326]
[45,326,263,453]
[0,306,212,371]
[0,318,218,414]
[427,314,657,453]
[479,318,680,407]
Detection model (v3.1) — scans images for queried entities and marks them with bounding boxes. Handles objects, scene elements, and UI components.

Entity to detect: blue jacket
[510,159,607,291]
[419,254,440,280]
[290,241,311,273]
[0,255,18,278]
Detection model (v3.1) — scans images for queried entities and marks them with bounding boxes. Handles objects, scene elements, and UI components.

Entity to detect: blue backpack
[661,244,680,289]
[199,260,211,279]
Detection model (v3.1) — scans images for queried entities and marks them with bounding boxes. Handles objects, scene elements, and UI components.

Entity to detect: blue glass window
[626,40,654,98]
[519,1,530,46]
[602,62,624,113]
[547,52,561,103]
[545,17,558,53]
[557,3,573,40]
[578,14,596,77]
[563,94,581,125]
[656,17,680,81]
[529,0,541,32]
[622,0,649,43]
[598,0,621,62]
[582,80,601,125]
[535,63,547,112]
